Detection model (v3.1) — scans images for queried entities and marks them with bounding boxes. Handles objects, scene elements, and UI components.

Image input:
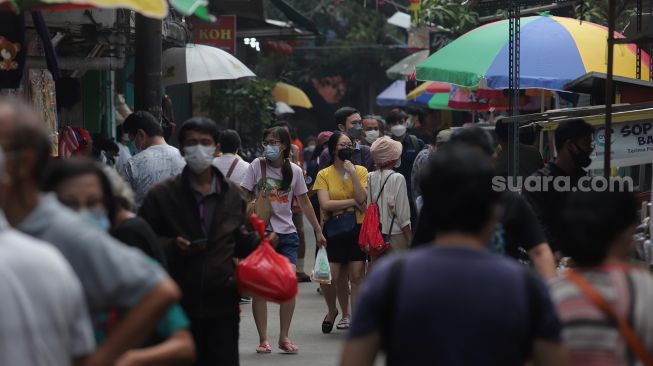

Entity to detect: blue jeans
[276,232,300,265]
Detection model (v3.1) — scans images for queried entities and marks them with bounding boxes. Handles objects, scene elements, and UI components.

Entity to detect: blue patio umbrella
[376,80,408,107]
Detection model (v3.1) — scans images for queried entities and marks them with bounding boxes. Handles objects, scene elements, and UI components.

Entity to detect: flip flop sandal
[256,343,272,354]
[322,310,338,334]
[336,316,351,330]
[279,340,299,354]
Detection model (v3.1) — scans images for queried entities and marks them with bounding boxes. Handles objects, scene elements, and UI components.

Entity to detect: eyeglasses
[337,143,353,149]
[261,140,281,147]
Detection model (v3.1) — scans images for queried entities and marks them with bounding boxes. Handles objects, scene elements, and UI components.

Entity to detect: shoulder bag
[247,158,273,225]
[566,269,653,366]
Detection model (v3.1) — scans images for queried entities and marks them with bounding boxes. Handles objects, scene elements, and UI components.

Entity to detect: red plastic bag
[358,202,390,256]
[236,215,298,303]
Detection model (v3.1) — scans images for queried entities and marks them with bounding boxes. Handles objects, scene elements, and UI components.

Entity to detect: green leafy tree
[575,0,636,32]
[420,0,480,36]
[200,78,275,134]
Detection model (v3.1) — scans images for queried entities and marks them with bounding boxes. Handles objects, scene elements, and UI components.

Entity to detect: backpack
[359,172,396,256]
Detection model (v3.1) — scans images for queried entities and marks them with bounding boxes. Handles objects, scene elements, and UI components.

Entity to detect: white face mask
[390,124,407,138]
[364,130,380,144]
[184,145,216,173]
[78,208,111,232]
[394,158,401,168]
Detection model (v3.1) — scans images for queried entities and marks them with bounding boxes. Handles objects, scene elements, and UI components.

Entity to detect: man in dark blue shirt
[341,146,566,366]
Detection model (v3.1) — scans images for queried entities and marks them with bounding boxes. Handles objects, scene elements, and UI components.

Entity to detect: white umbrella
[275,101,295,115]
[162,44,255,86]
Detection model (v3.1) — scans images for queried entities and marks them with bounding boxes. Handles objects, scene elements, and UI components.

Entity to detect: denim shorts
[276,232,300,265]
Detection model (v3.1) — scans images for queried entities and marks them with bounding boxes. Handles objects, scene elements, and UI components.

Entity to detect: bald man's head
[0,97,53,186]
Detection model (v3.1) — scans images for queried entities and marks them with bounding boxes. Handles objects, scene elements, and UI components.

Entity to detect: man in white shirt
[0,147,95,366]
[121,111,186,210]
[213,129,249,185]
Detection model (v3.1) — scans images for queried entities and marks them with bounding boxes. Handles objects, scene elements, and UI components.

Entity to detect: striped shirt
[549,265,653,366]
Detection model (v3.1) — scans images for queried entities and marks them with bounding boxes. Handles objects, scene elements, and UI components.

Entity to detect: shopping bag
[236,215,298,303]
[311,247,332,284]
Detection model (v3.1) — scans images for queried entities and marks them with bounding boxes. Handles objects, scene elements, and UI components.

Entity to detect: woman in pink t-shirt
[241,127,326,355]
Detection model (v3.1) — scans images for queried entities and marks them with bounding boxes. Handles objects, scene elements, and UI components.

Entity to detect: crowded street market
[1,0,653,365]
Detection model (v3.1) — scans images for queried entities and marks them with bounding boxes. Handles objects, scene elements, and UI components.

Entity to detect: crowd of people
[2,94,653,366]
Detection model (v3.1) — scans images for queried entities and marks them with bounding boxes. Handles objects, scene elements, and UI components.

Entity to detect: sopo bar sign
[589,121,653,169]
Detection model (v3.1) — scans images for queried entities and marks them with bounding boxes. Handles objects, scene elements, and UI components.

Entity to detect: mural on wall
[311,75,346,105]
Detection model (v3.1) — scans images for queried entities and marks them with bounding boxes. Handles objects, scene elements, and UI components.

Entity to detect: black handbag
[323,211,356,237]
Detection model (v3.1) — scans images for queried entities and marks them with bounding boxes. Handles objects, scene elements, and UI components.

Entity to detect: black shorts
[324,224,367,264]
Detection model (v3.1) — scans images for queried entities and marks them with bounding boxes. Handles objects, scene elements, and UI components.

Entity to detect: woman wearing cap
[368,136,412,262]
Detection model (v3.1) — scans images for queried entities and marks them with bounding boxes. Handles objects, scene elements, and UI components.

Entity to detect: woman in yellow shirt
[313,131,368,334]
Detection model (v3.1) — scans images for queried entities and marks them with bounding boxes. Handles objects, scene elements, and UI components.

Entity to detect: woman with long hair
[241,127,326,354]
[313,131,368,334]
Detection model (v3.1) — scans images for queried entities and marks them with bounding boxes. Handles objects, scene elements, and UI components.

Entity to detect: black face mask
[348,123,362,140]
[570,142,592,168]
[337,148,354,161]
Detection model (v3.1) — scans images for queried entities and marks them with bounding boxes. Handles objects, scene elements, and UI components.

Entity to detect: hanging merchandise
[0,12,26,89]
[161,94,176,140]
[29,70,59,155]
[31,12,61,81]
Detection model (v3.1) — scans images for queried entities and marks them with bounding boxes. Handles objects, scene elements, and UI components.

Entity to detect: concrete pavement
[239,221,347,366]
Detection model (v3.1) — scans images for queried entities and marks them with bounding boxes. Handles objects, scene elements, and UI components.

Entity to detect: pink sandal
[279,340,299,354]
[256,342,272,354]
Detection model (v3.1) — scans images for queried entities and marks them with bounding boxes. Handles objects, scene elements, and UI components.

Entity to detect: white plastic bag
[311,247,332,284]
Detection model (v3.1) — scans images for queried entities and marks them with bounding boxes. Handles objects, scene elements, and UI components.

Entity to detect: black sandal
[322,310,338,334]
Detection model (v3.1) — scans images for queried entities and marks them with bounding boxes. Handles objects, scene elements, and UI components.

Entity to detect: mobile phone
[190,238,208,246]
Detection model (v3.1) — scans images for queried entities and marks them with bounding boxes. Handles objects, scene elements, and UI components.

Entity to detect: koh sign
[589,120,653,169]
[192,15,237,55]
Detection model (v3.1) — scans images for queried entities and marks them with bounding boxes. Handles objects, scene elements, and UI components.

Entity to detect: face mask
[570,143,592,168]
[348,123,362,140]
[264,145,281,161]
[307,144,316,152]
[390,124,407,138]
[121,133,130,143]
[364,130,379,144]
[337,147,354,161]
[78,208,111,232]
[184,145,216,173]
[394,159,401,168]
[406,117,414,129]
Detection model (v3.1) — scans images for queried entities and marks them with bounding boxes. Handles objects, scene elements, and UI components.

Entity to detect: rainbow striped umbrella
[416,14,651,90]
[0,0,215,21]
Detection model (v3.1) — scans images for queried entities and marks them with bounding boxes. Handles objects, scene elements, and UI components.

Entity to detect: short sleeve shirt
[500,191,547,258]
[313,165,368,224]
[241,158,308,234]
[18,194,168,316]
[549,265,653,366]
[349,246,561,366]
[213,154,250,186]
[121,144,186,210]
[0,220,95,365]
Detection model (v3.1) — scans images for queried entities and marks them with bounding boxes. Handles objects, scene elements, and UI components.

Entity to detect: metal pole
[604,0,616,178]
[508,0,520,181]
[637,0,642,79]
[134,14,162,119]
